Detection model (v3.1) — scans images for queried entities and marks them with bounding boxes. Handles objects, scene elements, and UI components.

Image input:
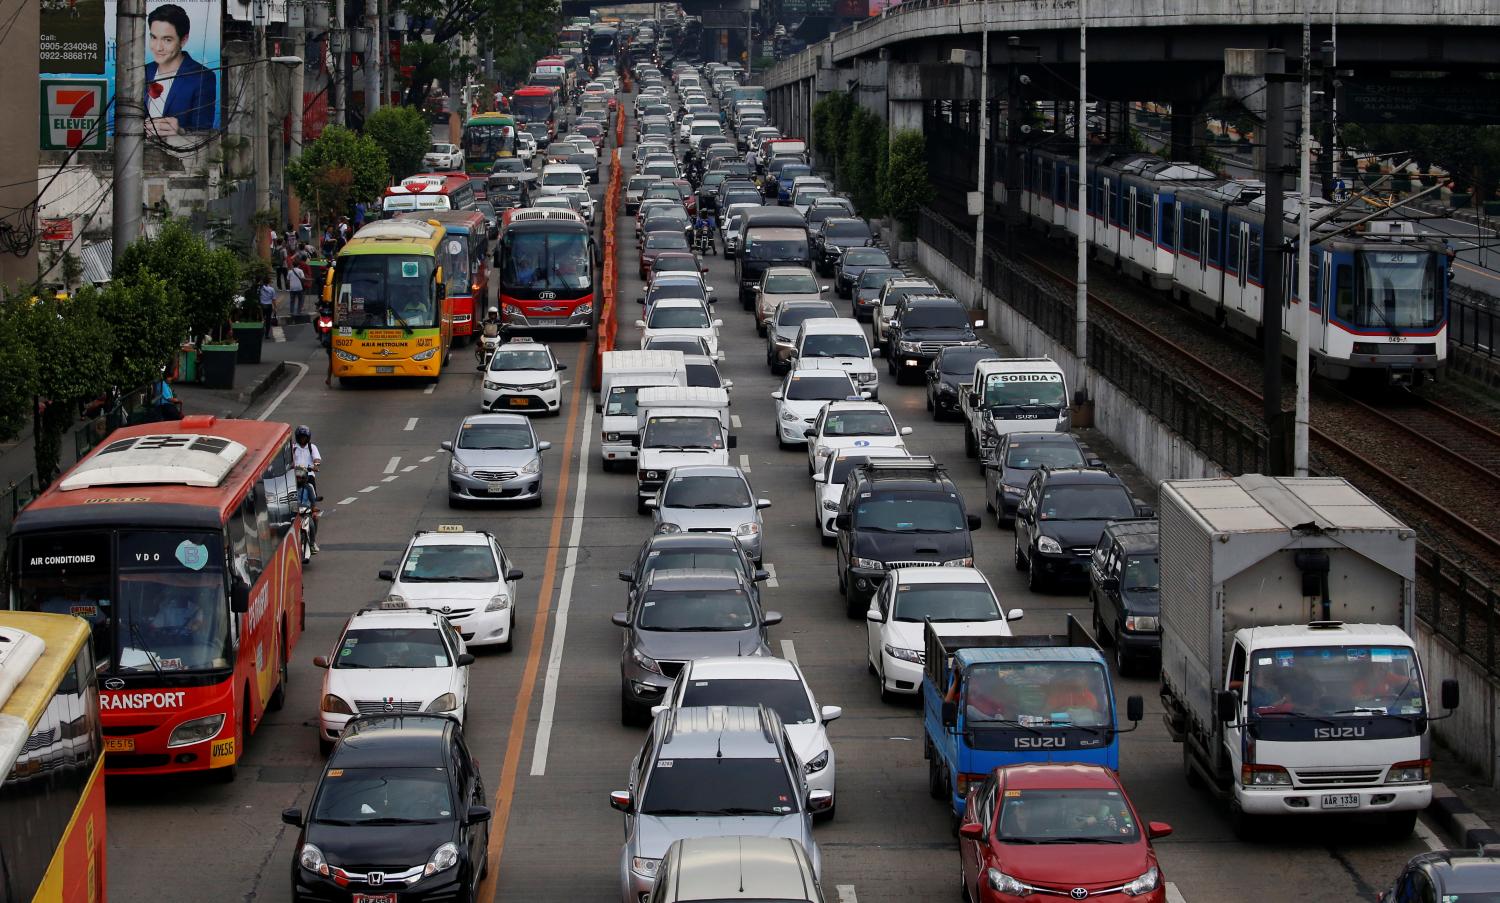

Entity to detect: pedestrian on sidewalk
[272,231,289,289]
[258,277,277,335]
[353,201,367,229]
[288,261,305,317]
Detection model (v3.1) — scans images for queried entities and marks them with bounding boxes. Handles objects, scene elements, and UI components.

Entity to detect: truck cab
[961,358,1071,459]
[922,617,1144,820]
[599,349,687,470]
[634,387,733,512]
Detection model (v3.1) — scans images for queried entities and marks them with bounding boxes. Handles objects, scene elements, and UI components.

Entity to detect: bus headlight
[167,713,225,747]
[412,348,438,361]
[333,349,360,362]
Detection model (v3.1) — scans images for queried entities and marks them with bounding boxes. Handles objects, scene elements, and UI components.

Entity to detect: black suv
[926,344,999,420]
[834,457,982,617]
[1013,467,1153,593]
[981,430,1098,525]
[1088,519,1160,676]
[813,218,875,276]
[1382,849,1500,903]
[886,295,982,384]
[283,714,490,903]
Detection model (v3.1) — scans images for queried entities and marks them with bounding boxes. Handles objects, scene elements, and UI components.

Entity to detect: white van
[634,387,733,512]
[600,350,687,469]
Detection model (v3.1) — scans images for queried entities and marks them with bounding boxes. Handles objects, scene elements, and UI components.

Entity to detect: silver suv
[651,837,825,902]
[610,705,830,903]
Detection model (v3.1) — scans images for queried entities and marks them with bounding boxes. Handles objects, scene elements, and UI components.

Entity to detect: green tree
[115,220,240,344]
[86,273,186,391]
[365,105,433,180]
[813,91,854,174]
[842,106,884,216]
[287,125,391,234]
[0,295,37,441]
[883,130,936,239]
[397,0,560,106]
[20,292,112,486]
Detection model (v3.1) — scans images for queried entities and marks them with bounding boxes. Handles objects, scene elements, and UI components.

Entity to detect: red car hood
[998,842,1152,890]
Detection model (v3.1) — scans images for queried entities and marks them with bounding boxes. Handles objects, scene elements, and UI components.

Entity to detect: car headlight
[605,432,621,442]
[822,499,839,512]
[656,522,683,534]
[987,869,1031,896]
[1122,865,1161,897]
[942,557,974,567]
[424,842,460,877]
[899,341,921,352]
[299,843,329,876]
[450,457,470,475]
[631,857,661,878]
[1242,764,1292,786]
[851,557,882,570]
[1386,760,1432,784]
[858,372,877,383]
[1002,482,1026,495]
[333,349,360,362]
[321,694,354,715]
[804,749,830,774]
[1036,535,1063,554]
[639,470,661,481]
[425,693,458,713]
[736,522,760,536]
[483,380,502,391]
[519,455,542,475]
[412,347,439,361]
[780,409,799,421]
[167,713,225,747]
[884,644,923,664]
[631,648,663,675]
[1124,615,1159,632]
[484,593,511,613]
[937,383,956,395]
[537,379,558,390]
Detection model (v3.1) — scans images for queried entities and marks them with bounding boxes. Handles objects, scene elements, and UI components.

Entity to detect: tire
[1092,606,1108,643]
[1228,802,1263,841]
[814,800,836,823]
[1027,559,1046,594]
[1014,536,1028,571]
[1384,810,1419,839]
[929,756,947,800]
[267,634,288,712]
[620,687,648,727]
[844,581,863,619]
[216,701,247,784]
[1182,740,1205,790]
[964,428,977,458]
[820,533,834,547]
[1114,625,1133,678]
[926,392,934,413]
[636,497,648,515]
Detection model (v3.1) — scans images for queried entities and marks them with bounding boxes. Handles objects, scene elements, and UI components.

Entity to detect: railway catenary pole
[1005,37,1023,260]
[1074,0,1089,404]
[973,1,990,304]
[1295,12,1313,476]
[1262,49,1289,475]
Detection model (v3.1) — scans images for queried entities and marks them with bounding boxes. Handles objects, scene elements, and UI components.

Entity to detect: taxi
[379,525,526,651]
[481,336,566,415]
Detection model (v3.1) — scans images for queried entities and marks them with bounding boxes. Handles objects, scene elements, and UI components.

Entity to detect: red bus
[402,208,491,342]
[8,416,305,781]
[511,86,560,141]
[498,208,596,333]
[380,173,478,218]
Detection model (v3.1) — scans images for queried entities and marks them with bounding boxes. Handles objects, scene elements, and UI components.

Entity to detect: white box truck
[634,387,733,512]
[599,350,687,470]
[959,357,1070,461]
[1158,475,1458,839]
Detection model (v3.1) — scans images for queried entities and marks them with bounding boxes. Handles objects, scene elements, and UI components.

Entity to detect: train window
[1206,216,1221,265]
[1135,192,1153,237]
[1309,256,1321,307]
[1227,226,1240,273]
[1089,177,1102,217]
[1160,202,1176,250]
[1181,209,1200,256]
[1335,264,1355,319]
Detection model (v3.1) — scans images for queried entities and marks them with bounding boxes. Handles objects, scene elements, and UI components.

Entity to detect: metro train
[1012,145,1449,384]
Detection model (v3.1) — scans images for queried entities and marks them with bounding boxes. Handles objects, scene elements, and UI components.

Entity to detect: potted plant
[199,337,239,388]
[231,293,265,364]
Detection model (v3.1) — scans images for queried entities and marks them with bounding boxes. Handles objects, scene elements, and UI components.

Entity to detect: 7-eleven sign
[41,81,107,151]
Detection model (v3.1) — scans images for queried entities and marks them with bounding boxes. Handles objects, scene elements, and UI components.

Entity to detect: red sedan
[959,764,1172,903]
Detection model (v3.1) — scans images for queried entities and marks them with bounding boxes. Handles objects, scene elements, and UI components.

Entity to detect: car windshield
[893,584,1001,622]
[802,334,869,359]
[1005,442,1085,469]
[645,212,690,229]
[642,550,745,582]
[649,306,710,329]
[903,305,970,328]
[489,349,551,372]
[400,544,498,582]
[629,176,658,190]
[985,373,1068,408]
[746,238,809,261]
[765,273,819,294]
[854,496,966,532]
[646,337,709,355]
[824,221,871,239]
[1038,485,1135,520]
[542,169,585,186]
[680,679,815,725]
[964,661,1112,726]
[650,284,706,303]
[456,422,534,450]
[647,233,691,250]
[334,627,451,668]
[724,191,761,208]
[502,230,590,291]
[1122,555,1159,593]
[653,258,700,275]
[643,417,723,449]
[605,386,647,417]
[787,375,854,400]
[664,475,751,508]
[641,757,795,816]
[822,410,894,436]
[636,589,755,631]
[996,788,1139,843]
[1248,646,1425,719]
[313,767,454,824]
[685,363,722,389]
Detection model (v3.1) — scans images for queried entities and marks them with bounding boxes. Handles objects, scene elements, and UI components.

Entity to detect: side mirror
[230,580,250,613]
[806,789,834,812]
[866,608,882,623]
[1126,695,1144,723]
[756,498,772,509]
[635,319,647,328]
[464,804,492,825]
[644,499,659,509]
[440,440,454,452]
[457,653,476,667]
[281,807,305,828]
[722,379,734,390]
[636,296,646,304]
[556,363,567,371]
[1216,689,1239,723]
[1006,608,1025,621]
[871,346,882,358]
[312,655,330,668]
[811,473,826,484]
[1136,504,1156,518]
[619,569,635,583]
[959,822,985,841]
[821,285,831,292]
[770,390,784,400]
[609,790,633,812]
[834,513,851,530]
[762,611,783,627]
[611,611,631,628]
[941,699,958,727]
[820,705,842,723]
[967,514,982,530]
[727,435,738,449]
[506,567,525,581]
[538,441,552,452]
[899,426,913,436]
[803,428,815,438]
[1147,821,1173,840]
[1443,677,1461,710]
[753,569,770,582]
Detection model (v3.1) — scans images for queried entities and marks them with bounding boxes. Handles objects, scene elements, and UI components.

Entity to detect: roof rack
[858,455,943,480]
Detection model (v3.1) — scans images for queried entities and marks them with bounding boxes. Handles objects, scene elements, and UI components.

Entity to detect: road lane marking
[739,453,751,472]
[529,403,595,777]
[382,475,399,483]
[255,361,309,421]
[780,639,798,666]
[384,456,401,474]
[836,887,857,903]
[731,414,741,428]
[402,465,418,473]
[764,562,778,587]
[404,417,419,431]
[338,497,357,505]
[479,341,590,903]
[359,485,378,493]
[1415,819,1445,852]
[424,383,437,394]
[421,455,435,463]
[1166,882,1187,903]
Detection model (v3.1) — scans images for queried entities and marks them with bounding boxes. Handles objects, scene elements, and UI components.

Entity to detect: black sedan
[834,246,894,298]
[925,344,999,420]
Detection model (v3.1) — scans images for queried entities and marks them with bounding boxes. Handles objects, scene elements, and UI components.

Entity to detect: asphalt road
[102,100,1442,903]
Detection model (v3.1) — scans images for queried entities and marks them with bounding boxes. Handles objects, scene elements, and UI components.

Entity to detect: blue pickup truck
[922,616,1144,820]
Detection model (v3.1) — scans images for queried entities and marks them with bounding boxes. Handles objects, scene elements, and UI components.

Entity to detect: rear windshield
[636,589,754,631]
[787,374,855,400]
[823,410,894,436]
[801,333,869,359]
[680,679,815,725]
[746,238,810,261]
[542,169,584,186]
[824,220,871,239]
[641,756,794,816]
[765,273,819,294]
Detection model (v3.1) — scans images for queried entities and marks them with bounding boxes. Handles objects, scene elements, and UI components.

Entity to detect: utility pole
[253,0,271,254]
[1075,0,1089,407]
[1294,13,1313,476]
[329,0,344,128]
[1005,36,1022,260]
[1261,48,1288,475]
[364,0,381,118]
[1317,39,1335,200]
[972,1,989,300]
[112,0,145,265]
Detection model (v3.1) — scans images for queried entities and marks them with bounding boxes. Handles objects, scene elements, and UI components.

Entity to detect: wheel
[1027,558,1046,594]
[929,755,947,800]
[844,581,863,619]
[1014,536,1028,571]
[1228,802,1263,841]
[820,533,834,547]
[636,497,648,514]
[1114,625,1133,677]
[756,322,766,337]
[926,392,934,413]
[1182,741,1205,790]
[1092,606,1108,643]
[318,735,336,757]
[447,495,462,509]
[961,862,974,903]
[216,701,247,783]
[620,687,648,727]
[814,800,835,823]
[267,634,288,711]
[1384,810,1419,839]
[964,428,977,458]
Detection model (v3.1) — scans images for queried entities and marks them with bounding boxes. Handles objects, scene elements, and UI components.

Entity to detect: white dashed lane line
[779,639,798,666]
[739,453,751,472]
[402,465,419,473]
[360,485,379,493]
[836,887,857,903]
[1166,882,1188,903]
[764,563,778,587]
[382,476,399,483]
[731,414,741,428]
[404,417,419,431]
[338,497,358,506]
[421,455,436,463]
[423,383,437,395]
[385,456,401,474]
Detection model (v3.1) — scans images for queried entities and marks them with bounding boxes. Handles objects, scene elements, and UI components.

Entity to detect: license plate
[508,397,529,406]
[375,366,395,374]
[104,737,135,753]
[1321,793,1361,809]
[487,482,507,492]
[353,896,396,903]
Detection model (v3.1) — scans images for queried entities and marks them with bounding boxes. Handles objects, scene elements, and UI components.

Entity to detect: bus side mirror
[230,580,251,613]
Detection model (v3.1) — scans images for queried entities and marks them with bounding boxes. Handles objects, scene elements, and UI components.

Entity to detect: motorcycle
[314,304,333,349]
[475,329,502,370]
[298,502,316,563]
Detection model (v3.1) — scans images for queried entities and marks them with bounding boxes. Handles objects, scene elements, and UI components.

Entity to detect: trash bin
[199,342,238,389]
[233,322,264,364]
[176,345,198,383]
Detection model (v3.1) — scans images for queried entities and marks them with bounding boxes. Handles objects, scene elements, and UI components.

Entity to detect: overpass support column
[1169,103,1208,163]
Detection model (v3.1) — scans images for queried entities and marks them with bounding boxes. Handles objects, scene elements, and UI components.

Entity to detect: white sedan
[380,525,525,650]
[423,142,464,170]
[481,337,565,415]
[864,566,1023,701]
[770,367,858,449]
[313,606,472,754]
[805,400,912,477]
[637,298,722,357]
[658,656,842,813]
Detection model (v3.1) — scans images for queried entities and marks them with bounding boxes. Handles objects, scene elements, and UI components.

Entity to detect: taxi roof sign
[436,524,465,533]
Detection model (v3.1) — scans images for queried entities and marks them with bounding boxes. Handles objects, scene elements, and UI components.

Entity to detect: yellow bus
[0,611,105,903]
[326,219,454,384]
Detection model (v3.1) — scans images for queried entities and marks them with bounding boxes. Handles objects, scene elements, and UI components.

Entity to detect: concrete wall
[0,0,40,286]
[1413,627,1500,784]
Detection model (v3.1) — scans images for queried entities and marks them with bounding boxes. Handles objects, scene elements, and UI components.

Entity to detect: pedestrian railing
[1451,290,1500,359]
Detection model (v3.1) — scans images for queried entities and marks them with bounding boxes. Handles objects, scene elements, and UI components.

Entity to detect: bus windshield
[502,230,591,291]
[512,95,554,123]
[439,237,472,296]
[463,123,515,166]
[335,254,436,329]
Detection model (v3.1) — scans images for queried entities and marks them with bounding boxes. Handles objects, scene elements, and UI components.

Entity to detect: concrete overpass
[760,0,1500,166]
